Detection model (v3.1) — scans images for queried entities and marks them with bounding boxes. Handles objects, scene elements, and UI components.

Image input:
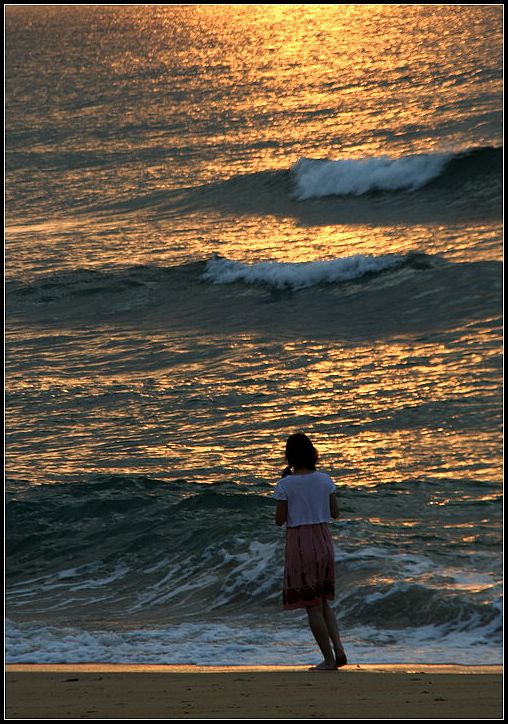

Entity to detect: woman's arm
[330,492,339,519]
[275,500,288,526]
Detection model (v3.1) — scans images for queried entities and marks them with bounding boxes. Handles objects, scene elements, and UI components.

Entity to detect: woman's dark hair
[285,432,319,470]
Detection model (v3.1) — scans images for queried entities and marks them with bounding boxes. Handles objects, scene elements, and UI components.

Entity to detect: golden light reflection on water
[5,5,502,487]
[6,3,502,278]
[6,316,501,488]
[95,2,502,177]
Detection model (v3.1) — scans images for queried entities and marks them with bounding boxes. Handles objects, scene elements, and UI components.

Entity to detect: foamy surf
[292,152,453,199]
[202,253,408,290]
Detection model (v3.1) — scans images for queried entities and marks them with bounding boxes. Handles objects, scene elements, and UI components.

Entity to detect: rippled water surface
[5,5,502,666]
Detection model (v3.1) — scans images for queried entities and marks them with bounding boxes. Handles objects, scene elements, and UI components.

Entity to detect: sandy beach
[5,664,503,719]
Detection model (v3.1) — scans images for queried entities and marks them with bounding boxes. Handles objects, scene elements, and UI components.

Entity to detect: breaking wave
[5,475,502,664]
[291,152,451,199]
[202,253,409,289]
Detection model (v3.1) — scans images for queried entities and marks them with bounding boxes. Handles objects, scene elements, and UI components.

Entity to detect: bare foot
[334,648,348,668]
[308,660,338,671]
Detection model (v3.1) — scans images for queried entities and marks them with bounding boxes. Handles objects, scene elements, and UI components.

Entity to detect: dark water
[5,5,502,665]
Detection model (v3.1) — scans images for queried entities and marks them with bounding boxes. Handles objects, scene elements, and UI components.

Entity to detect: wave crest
[202,253,409,290]
[292,152,453,199]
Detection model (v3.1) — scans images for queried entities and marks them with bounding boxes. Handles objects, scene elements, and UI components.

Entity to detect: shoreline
[6,663,503,719]
[5,662,503,674]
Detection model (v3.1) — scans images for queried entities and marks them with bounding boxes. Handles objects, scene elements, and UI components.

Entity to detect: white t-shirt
[273,471,336,527]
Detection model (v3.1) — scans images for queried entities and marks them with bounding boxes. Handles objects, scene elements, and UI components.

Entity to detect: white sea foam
[203,254,406,290]
[292,153,453,199]
[5,617,502,666]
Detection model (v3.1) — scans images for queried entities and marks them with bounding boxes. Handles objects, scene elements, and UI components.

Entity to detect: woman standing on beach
[273,433,347,671]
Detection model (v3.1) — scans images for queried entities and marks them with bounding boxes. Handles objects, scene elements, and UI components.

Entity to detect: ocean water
[5,5,502,666]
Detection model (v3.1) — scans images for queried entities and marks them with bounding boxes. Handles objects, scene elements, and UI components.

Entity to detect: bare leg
[322,599,347,666]
[306,603,336,670]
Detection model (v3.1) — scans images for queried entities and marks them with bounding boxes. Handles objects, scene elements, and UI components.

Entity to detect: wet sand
[5,664,503,719]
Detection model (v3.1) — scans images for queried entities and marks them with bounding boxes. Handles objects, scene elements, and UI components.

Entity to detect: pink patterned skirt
[282,522,335,610]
